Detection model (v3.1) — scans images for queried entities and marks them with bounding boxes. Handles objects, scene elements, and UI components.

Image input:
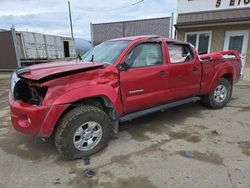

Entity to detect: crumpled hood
[17,60,104,82]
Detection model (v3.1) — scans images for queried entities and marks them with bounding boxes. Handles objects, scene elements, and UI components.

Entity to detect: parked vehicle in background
[0,28,77,70]
[16,31,76,66]
[9,35,241,159]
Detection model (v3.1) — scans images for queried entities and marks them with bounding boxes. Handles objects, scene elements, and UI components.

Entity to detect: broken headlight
[10,71,20,97]
[11,73,48,105]
[28,86,48,105]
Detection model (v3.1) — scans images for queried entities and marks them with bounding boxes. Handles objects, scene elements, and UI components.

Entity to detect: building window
[228,36,244,54]
[185,31,212,55]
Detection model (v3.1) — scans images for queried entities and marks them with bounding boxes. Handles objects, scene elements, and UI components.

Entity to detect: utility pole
[68,1,77,59]
[170,12,174,39]
[68,1,74,40]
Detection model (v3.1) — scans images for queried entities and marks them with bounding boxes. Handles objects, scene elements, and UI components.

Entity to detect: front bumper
[9,93,68,137]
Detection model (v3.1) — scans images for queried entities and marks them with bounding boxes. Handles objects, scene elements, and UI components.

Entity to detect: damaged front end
[9,71,68,137]
[10,71,47,105]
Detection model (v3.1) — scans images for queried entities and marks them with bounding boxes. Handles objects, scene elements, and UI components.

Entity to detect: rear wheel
[201,78,232,109]
[55,105,112,160]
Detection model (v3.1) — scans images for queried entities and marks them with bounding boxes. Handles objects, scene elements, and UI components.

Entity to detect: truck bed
[199,50,242,95]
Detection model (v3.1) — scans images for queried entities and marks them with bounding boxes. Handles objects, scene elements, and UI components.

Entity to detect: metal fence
[91,16,173,46]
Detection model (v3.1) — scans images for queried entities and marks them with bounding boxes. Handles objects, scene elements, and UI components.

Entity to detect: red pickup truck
[9,35,241,159]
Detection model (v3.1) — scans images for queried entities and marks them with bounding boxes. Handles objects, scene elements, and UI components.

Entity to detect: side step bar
[119,97,200,122]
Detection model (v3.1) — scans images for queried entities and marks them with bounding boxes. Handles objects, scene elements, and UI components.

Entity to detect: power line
[73,0,145,21]
[131,0,144,6]
[81,0,144,12]
[106,0,144,11]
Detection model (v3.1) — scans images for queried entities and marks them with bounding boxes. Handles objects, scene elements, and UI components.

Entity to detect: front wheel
[201,78,232,109]
[55,105,112,160]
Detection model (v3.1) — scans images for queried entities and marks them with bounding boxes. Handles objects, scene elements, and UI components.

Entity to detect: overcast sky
[0,0,176,40]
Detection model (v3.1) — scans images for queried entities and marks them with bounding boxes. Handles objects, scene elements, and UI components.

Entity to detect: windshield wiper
[90,54,94,63]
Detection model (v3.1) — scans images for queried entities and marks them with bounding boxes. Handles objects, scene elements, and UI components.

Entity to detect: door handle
[192,67,199,72]
[160,70,168,75]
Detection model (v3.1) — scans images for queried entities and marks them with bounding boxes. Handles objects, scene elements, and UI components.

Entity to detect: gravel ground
[0,73,250,188]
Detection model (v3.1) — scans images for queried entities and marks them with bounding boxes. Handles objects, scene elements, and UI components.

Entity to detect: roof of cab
[108,35,159,41]
[108,35,189,45]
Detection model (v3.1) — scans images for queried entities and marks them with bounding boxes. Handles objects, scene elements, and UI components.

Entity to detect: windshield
[81,41,130,64]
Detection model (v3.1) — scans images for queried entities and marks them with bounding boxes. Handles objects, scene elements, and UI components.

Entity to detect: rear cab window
[167,42,194,64]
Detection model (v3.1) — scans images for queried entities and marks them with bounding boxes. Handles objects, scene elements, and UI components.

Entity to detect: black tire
[55,105,112,160]
[201,78,232,109]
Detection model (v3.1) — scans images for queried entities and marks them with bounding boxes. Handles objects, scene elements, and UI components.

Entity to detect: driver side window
[126,43,163,68]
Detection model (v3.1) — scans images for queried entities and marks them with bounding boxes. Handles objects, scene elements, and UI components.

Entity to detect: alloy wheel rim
[214,85,227,103]
[73,121,103,151]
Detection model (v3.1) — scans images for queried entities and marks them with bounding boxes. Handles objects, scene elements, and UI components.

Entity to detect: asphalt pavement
[0,73,250,188]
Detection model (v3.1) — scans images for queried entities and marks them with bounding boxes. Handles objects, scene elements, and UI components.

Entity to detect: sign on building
[177,0,250,14]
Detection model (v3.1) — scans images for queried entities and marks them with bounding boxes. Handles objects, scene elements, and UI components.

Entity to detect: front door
[224,30,249,75]
[120,42,170,113]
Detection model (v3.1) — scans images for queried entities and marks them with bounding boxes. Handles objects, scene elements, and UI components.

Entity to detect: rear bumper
[9,93,68,137]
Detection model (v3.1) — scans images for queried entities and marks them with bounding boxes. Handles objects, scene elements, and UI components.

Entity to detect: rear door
[166,42,202,100]
[119,41,170,113]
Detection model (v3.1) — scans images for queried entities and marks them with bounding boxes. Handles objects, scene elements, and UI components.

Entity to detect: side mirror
[117,61,130,71]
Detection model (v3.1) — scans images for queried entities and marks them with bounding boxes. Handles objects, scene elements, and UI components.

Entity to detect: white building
[175,0,250,79]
